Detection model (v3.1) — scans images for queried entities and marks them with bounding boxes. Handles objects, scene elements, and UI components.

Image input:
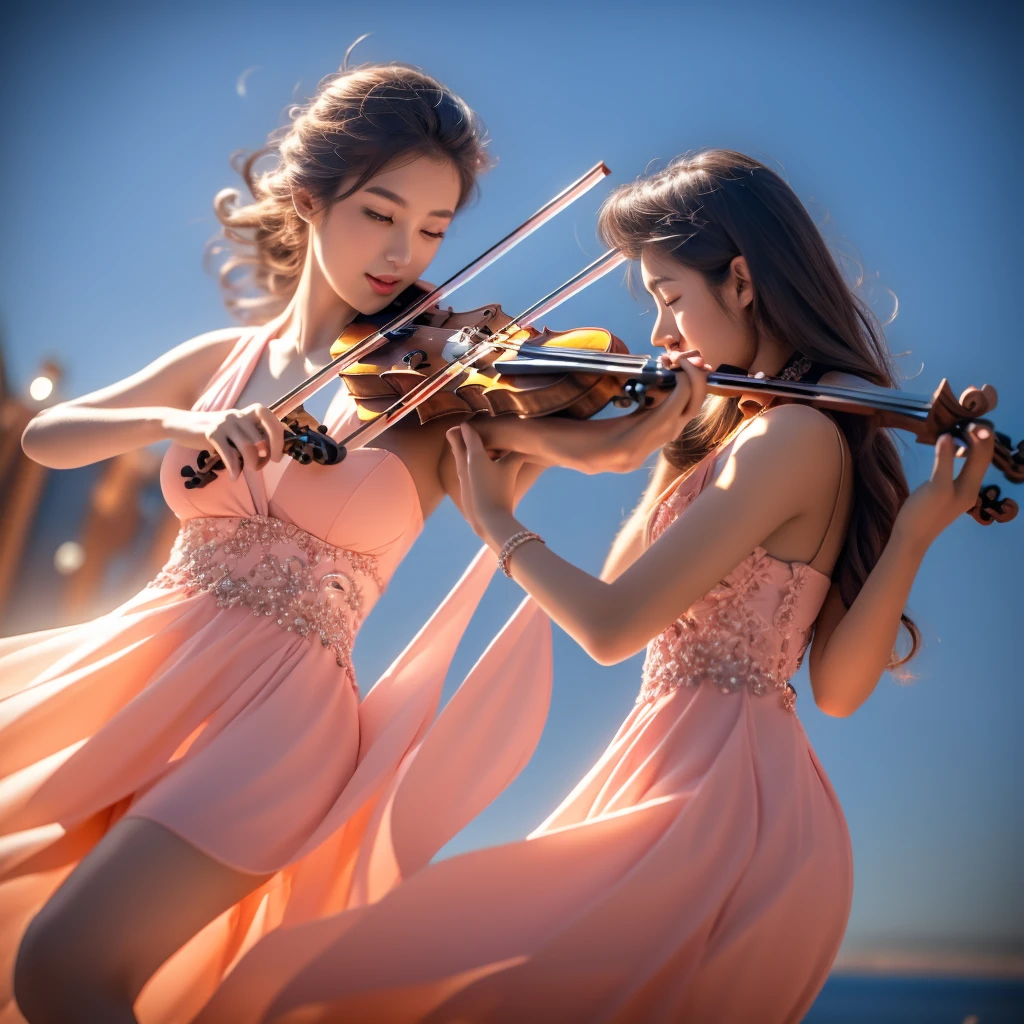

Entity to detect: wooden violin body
[329,305,639,424]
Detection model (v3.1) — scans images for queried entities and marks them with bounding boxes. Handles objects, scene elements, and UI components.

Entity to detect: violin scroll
[957,383,998,417]
[180,414,345,489]
[280,417,345,467]
[917,379,997,444]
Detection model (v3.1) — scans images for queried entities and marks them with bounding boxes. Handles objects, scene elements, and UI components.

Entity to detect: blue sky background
[2,0,1020,965]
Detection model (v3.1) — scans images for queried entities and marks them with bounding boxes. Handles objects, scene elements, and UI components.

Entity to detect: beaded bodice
[638,445,832,712]
[151,328,426,684]
[150,515,384,682]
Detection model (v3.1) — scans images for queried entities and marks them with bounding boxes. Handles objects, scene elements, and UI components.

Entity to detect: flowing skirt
[0,549,553,1024]
[196,680,852,1024]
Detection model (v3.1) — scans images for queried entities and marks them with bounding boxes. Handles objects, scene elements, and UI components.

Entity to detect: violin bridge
[441,326,489,363]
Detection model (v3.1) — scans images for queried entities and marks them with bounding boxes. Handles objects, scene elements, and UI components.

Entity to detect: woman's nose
[384,232,413,269]
[651,333,679,351]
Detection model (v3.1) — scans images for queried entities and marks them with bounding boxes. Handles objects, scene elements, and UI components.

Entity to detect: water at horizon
[806,974,1024,1023]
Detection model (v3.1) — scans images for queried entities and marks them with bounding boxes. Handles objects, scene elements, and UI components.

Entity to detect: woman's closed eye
[363,207,445,240]
[363,207,393,224]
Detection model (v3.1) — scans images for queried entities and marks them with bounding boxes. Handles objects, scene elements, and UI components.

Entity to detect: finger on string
[659,348,700,369]
[461,422,487,457]
[255,407,285,462]
[446,426,468,470]
[931,433,954,483]
[677,356,707,419]
[211,434,240,480]
[237,420,268,470]
[954,423,995,500]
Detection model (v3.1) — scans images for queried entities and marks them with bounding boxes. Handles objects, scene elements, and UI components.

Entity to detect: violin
[316,300,1023,526]
[181,162,613,489]
[181,227,1022,528]
[484,340,1024,525]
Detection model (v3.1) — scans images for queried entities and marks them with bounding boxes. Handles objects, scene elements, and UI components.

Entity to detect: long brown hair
[213,62,490,323]
[598,150,919,665]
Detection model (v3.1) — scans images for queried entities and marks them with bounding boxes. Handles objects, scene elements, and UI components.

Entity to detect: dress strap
[808,417,848,569]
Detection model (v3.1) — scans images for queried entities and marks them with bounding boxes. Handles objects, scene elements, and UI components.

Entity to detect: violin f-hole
[403,349,430,371]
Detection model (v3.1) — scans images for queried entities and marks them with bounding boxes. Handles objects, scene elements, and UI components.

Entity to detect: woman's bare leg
[13,816,272,1023]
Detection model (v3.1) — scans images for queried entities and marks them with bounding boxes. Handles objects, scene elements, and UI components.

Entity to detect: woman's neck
[736,337,795,418]
[747,336,793,379]
[278,240,360,366]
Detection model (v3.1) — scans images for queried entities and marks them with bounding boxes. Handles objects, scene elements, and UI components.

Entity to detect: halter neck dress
[0,326,553,1024]
[195,418,854,1024]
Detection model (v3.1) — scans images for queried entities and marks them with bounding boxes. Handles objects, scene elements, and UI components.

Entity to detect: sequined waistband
[149,515,383,677]
[638,618,798,714]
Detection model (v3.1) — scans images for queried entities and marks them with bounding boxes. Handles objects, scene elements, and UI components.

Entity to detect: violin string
[334,253,634,438]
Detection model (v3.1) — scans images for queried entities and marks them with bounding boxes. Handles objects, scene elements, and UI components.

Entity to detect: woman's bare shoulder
[168,326,248,365]
[729,402,848,498]
[59,326,249,413]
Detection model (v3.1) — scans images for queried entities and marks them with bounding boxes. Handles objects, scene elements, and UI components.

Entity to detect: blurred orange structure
[0,342,178,635]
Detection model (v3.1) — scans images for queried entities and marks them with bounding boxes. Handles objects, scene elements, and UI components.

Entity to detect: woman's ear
[292,188,317,225]
[728,256,755,311]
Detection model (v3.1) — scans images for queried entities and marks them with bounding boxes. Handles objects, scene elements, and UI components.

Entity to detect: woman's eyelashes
[362,207,445,240]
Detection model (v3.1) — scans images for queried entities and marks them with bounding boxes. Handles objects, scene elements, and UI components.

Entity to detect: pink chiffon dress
[0,326,553,1024]
[195,419,854,1024]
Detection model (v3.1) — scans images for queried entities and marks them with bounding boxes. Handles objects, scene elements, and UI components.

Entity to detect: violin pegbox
[993,431,1024,486]
[921,379,998,443]
[282,409,344,466]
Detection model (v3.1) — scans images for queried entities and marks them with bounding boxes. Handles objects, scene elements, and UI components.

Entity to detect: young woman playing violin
[0,60,567,1024]
[192,150,998,1024]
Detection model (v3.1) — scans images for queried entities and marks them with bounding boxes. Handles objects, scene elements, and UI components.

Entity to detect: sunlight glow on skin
[639,246,793,384]
[639,246,758,370]
[298,155,461,317]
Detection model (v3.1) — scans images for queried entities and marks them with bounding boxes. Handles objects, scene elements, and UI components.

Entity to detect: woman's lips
[366,274,400,296]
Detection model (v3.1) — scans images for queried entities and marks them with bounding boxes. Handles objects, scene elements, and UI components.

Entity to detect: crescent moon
[236,66,259,98]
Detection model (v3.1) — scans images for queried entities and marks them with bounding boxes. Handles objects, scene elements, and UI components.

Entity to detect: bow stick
[270,162,610,419]
[329,249,628,456]
[182,162,611,488]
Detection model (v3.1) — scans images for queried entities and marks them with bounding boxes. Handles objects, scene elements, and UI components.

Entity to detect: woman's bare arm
[22,328,242,469]
[601,455,681,582]
[807,425,995,717]
[451,403,844,666]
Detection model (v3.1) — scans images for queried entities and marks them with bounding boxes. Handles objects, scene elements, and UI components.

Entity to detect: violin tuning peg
[180,466,196,478]
[623,379,648,406]
[968,484,1018,525]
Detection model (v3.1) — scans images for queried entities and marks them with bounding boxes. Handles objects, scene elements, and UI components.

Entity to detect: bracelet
[497,529,545,578]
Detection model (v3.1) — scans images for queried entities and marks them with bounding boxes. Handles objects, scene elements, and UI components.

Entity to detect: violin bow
[182,163,611,488]
[268,162,610,420]
[329,249,628,455]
